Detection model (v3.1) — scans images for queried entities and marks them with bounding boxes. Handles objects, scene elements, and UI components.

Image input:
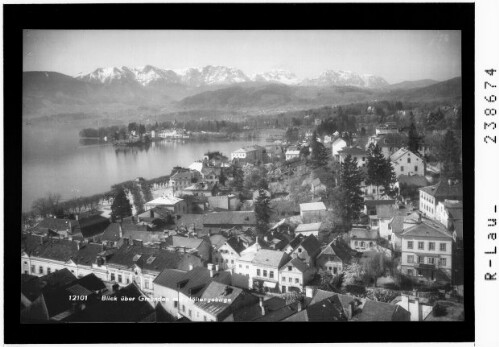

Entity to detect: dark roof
[298,235,321,255]
[74,243,104,266]
[78,215,110,238]
[389,215,405,234]
[284,297,346,322]
[232,297,288,322]
[350,228,378,240]
[338,146,367,156]
[22,235,79,262]
[253,301,302,322]
[175,214,205,229]
[75,273,106,292]
[354,300,410,321]
[377,133,407,148]
[203,211,256,226]
[364,199,396,207]
[34,218,73,232]
[282,258,310,273]
[107,244,203,273]
[419,180,463,200]
[397,174,429,187]
[65,283,155,322]
[316,253,342,267]
[101,222,149,242]
[226,237,245,254]
[21,269,77,302]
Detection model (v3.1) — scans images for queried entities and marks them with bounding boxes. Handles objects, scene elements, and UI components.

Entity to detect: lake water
[22,125,264,212]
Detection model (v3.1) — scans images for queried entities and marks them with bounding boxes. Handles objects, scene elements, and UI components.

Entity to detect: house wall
[291,246,315,266]
[234,259,253,288]
[213,244,240,270]
[332,139,347,157]
[153,284,182,318]
[391,152,424,177]
[419,190,437,219]
[301,210,327,223]
[350,239,377,252]
[320,260,343,275]
[400,236,452,279]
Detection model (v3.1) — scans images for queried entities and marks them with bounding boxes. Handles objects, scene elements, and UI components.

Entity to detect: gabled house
[144,195,187,215]
[419,179,463,220]
[289,234,321,267]
[166,235,211,262]
[337,146,368,167]
[251,249,290,292]
[203,211,257,229]
[316,241,344,275]
[299,202,327,223]
[349,227,378,252]
[351,299,410,321]
[213,237,245,270]
[279,258,316,293]
[363,200,397,240]
[331,137,348,159]
[390,148,425,178]
[400,218,453,283]
[294,222,322,237]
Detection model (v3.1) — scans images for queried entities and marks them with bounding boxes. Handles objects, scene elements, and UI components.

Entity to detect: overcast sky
[23,30,461,84]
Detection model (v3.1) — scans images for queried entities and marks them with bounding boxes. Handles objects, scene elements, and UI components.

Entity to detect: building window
[263,270,268,277]
[372,219,379,227]
[47,267,51,274]
[428,257,435,264]
[204,316,207,321]
[407,255,414,263]
[407,157,411,163]
[39,266,43,274]
[111,273,115,281]
[145,280,149,289]
[126,278,130,284]
[407,241,413,249]
[282,276,286,282]
[188,309,192,317]
[257,269,261,276]
[174,300,178,308]
[415,166,418,172]
[429,242,435,251]
[439,258,447,266]
[30,265,35,273]
[269,271,274,279]
[360,241,365,247]
[295,278,299,284]
[407,269,414,276]
[354,241,358,246]
[333,267,338,275]
[288,266,292,271]
[24,261,27,265]
[440,243,447,251]
[118,275,122,283]
[418,256,425,264]
[239,264,242,268]
[401,166,404,172]
[298,248,302,253]
[231,260,234,264]
[182,305,186,312]
[418,242,424,250]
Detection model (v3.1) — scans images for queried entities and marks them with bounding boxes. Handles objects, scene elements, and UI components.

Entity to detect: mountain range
[23,65,461,118]
[76,65,390,89]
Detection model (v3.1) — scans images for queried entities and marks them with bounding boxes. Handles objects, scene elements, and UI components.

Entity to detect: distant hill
[382,77,462,103]
[387,79,439,90]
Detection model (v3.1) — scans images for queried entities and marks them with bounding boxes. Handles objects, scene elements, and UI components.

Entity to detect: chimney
[75,214,79,221]
[188,264,193,271]
[150,209,154,219]
[297,300,302,312]
[259,297,265,316]
[119,223,123,238]
[413,297,421,321]
[215,264,220,271]
[75,240,80,251]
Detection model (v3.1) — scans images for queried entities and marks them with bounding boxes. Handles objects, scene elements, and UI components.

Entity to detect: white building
[390,148,425,178]
[294,222,322,237]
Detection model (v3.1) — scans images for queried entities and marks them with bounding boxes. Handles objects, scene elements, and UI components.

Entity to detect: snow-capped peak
[252,69,300,85]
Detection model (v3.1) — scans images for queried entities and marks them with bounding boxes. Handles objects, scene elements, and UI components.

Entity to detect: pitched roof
[145,196,184,206]
[226,237,245,254]
[203,211,256,226]
[350,228,378,240]
[338,146,367,156]
[34,218,73,231]
[354,300,409,321]
[232,297,288,321]
[22,235,79,262]
[75,273,106,292]
[298,234,321,254]
[375,204,396,219]
[21,269,77,302]
[284,297,346,322]
[364,199,396,207]
[397,174,429,187]
[194,282,245,318]
[252,249,289,268]
[78,215,110,238]
[282,258,310,273]
[65,283,155,322]
[101,222,149,242]
[176,214,206,229]
[171,235,204,249]
[390,148,415,162]
[389,215,405,234]
[419,180,463,200]
[209,234,228,250]
[171,171,195,180]
[73,243,104,266]
[107,244,202,273]
[299,202,326,212]
[401,219,453,240]
[252,301,302,322]
[295,222,322,233]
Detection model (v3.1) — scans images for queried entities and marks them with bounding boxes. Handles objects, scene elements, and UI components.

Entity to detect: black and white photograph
[19,27,466,323]
[3,1,484,345]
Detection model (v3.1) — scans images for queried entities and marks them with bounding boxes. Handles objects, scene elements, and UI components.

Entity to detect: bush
[433,302,448,317]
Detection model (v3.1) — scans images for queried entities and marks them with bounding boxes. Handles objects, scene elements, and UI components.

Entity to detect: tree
[360,252,391,287]
[366,143,397,196]
[111,188,132,219]
[218,169,227,186]
[285,127,299,143]
[230,164,244,192]
[438,130,462,179]
[338,155,364,225]
[254,188,271,235]
[407,122,422,154]
[310,131,329,168]
[299,146,310,158]
[31,193,62,217]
